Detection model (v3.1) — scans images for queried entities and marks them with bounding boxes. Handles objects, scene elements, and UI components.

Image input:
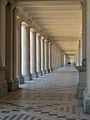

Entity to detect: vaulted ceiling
[16,0,82,57]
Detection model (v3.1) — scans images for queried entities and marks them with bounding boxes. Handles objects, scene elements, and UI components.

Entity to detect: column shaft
[14,13,24,84]
[48,43,52,72]
[41,37,45,75]
[83,0,90,113]
[21,22,31,82]
[36,33,41,77]
[30,29,37,78]
[44,40,48,73]
[82,1,86,65]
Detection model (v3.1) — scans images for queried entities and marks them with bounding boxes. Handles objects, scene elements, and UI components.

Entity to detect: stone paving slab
[0,66,90,120]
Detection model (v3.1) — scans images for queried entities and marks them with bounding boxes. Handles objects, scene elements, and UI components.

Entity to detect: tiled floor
[0,65,90,120]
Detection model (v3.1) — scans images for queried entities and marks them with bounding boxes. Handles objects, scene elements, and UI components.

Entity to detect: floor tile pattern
[0,66,90,120]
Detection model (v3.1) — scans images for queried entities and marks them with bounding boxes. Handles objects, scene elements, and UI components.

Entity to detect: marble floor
[0,65,90,120]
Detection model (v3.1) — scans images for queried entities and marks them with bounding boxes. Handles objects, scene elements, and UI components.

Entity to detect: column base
[48,68,52,73]
[17,76,24,84]
[83,91,90,114]
[22,74,32,83]
[7,81,19,91]
[41,71,45,76]
[76,66,86,99]
[37,72,41,77]
[0,84,7,98]
[77,84,85,99]
[45,69,48,74]
[31,73,37,78]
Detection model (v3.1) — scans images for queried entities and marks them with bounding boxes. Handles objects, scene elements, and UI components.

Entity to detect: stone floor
[0,65,90,120]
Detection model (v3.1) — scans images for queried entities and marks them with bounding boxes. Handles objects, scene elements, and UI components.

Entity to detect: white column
[30,28,37,78]
[51,45,54,71]
[44,39,48,74]
[41,37,45,75]
[14,15,24,84]
[21,22,31,82]
[54,47,57,69]
[64,55,66,66]
[36,33,41,77]
[48,43,52,72]
[83,0,90,113]
[53,46,56,70]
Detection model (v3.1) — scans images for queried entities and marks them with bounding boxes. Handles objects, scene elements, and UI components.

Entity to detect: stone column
[64,55,66,66]
[6,2,19,91]
[0,0,7,97]
[44,40,48,74]
[54,47,57,69]
[61,52,64,66]
[76,41,80,66]
[36,33,41,77]
[82,0,86,66]
[56,49,58,69]
[41,37,45,75]
[59,51,62,67]
[30,28,37,78]
[53,46,56,70]
[21,22,31,82]
[48,43,52,72]
[14,13,24,84]
[83,0,90,113]
[51,45,54,71]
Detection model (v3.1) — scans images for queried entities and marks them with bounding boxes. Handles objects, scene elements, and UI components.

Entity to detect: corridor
[0,66,90,120]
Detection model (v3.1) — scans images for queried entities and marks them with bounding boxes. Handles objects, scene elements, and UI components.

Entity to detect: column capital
[44,39,48,42]
[41,36,44,39]
[36,33,41,37]
[30,28,36,33]
[21,21,29,27]
[49,42,51,45]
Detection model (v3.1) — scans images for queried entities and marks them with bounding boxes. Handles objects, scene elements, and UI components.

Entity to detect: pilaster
[6,2,19,91]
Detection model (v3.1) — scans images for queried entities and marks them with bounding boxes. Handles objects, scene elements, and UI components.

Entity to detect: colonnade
[16,20,67,83]
[1,0,90,114]
[0,0,68,97]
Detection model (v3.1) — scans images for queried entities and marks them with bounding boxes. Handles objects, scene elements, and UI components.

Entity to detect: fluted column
[30,28,37,78]
[36,33,41,77]
[48,43,52,72]
[44,40,48,74]
[21,22,31,82]
[83,0,90,113]
[41,37,45,75]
